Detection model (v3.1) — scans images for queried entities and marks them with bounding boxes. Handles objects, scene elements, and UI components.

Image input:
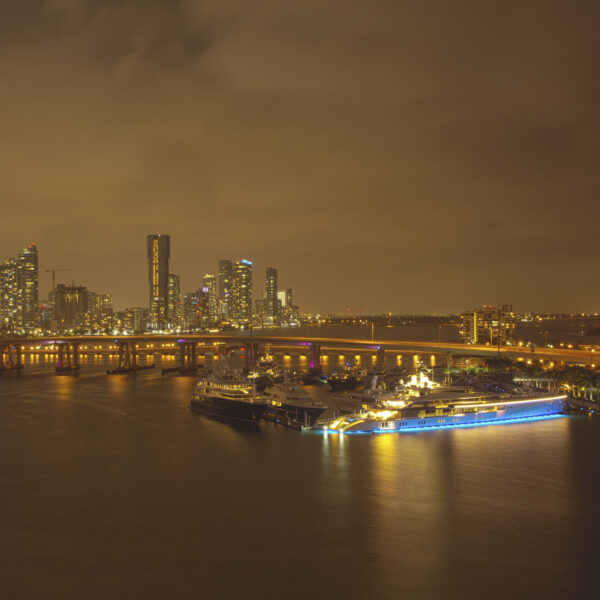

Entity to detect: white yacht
[263,381,327,426]
[191,355,266,424]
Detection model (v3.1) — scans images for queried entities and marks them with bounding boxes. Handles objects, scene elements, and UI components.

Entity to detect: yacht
[263,381,327,426]
[320,389,567,433]
[191,356,266,424]
[247,351,284,391]
[331,375,406,414]
[327,364,368,391]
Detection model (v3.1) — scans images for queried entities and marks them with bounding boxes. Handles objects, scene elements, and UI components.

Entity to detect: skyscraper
[54,284,88,331]
[265,266,278,323]
[218,260,233,317]
[147,234,170,329]
[17,243,38,328]
[0,243,39,332]
[459,305,516,345]
[203,274,217,324]
[168,273,181,328]
[0,259,20,332]
[86,292,114,332]
[183,292,200,330]
[233,259,253,323]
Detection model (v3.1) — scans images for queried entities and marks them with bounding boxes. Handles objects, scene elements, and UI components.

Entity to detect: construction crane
[45,266,72,300]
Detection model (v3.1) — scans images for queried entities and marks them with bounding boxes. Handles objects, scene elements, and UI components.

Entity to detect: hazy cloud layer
[1,0,598,313]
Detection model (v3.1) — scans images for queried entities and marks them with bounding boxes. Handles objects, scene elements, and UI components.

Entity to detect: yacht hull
[190,397,266,424]
[266,403,327,427]
[325,396,567,433]
[328,376,359,392]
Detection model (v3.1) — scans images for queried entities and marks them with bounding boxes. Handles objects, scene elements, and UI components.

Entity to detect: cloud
[0,0,598,312]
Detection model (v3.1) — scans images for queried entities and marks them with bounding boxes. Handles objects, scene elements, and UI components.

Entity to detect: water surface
[1,357,598,599]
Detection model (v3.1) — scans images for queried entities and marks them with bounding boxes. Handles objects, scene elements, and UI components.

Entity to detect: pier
[565,397,599,415]
[107,340,155,374]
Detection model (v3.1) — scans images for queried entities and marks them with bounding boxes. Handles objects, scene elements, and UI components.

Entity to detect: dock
[106,364,156,375]
[565,397,599,415]
[161,365,200,375]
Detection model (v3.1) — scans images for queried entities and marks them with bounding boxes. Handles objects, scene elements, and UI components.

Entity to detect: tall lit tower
[17,243,38,329]
[233,259,253,323]
[168,273,181,328]
[218,260,233,317]
[265,266,278,323]
[147,234,170,328]
[203,274,217,323]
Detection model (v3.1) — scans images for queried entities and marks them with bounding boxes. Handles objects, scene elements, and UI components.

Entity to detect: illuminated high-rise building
[218,260,233,317]
[183,292,200,330]
[86,292,114,332]
[54,284,88,331]
[197,287,210,326]
[265,267,278,323]
[0,242,39,332]
[17,243,38,328]
[203,274,217,323]
[233,259,253,324]
[459,304,516,345]
[0,259,21,332]
[117,307,149,332]
[168,273,182,328]
[279,288,299,325]
[147,234,170,329]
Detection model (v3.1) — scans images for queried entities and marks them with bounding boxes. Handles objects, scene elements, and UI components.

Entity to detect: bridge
[1,333,596,374]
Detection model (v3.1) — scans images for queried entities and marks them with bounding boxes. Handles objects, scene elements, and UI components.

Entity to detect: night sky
[1,1,598,314]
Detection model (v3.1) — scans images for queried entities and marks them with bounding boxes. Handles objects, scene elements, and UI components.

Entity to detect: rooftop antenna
[44,266,71,300]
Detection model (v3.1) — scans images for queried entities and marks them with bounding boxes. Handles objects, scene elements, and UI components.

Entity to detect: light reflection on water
[0,357,598,599]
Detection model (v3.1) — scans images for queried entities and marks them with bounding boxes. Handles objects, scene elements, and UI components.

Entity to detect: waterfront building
[255,297,266,318]
[86,292,114,332]
[168,273,182,328]
[38,301,54,329]
[218,260,233,317]
[265,266,278,324]
[277,290,287,310]
[0,243,40,332]
[54,284,88,331]
[233,259,253,324]
[147,234,170,329]
[183,292,201,330]
[460,304,516,345]
[274,287,299,326]
[17,243,38,328]
[0,259,21,333]
[116,307,149,333]
[203,274,218,324]
[197,287,210,326]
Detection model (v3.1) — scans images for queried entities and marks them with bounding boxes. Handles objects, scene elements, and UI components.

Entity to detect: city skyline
[2,2,599,315]
[2,235,599,316]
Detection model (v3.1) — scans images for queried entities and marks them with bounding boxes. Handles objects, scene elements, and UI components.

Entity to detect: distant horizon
[3,238,600,315]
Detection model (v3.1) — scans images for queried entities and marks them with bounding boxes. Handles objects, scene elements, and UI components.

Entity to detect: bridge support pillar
[15,345,23,369]
[56,342,81,372]
[244,343,257,371]
[179,342,198,370]
[109,340,153,375]
[446,352,453,385]
[106,340,154,375]
[0,343,15,371]
[376,347,386,369]
[71,343,80,369]
[57,343,69,371]
[309,344,321,372]
[117,341,137,369]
